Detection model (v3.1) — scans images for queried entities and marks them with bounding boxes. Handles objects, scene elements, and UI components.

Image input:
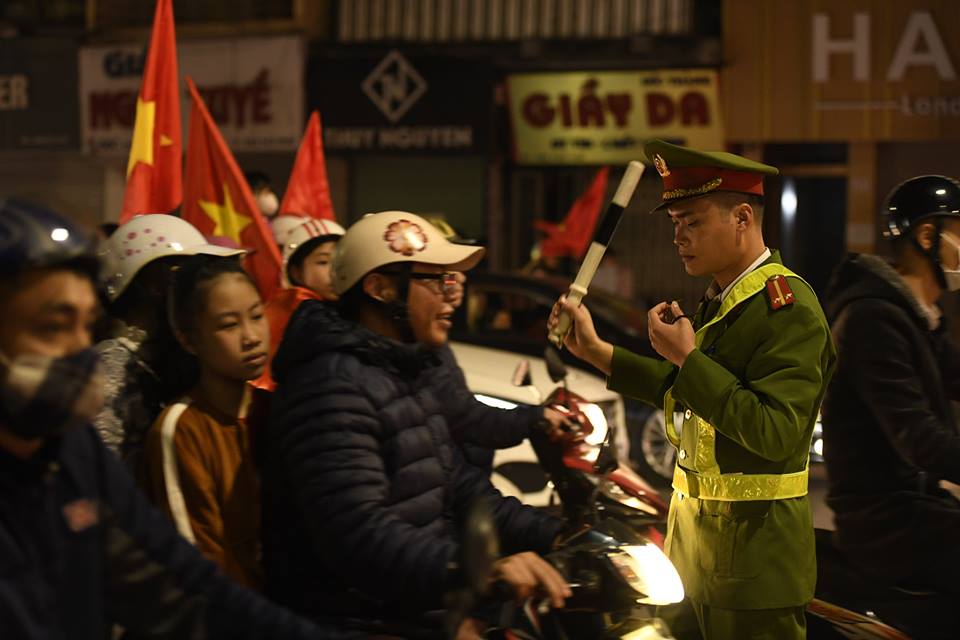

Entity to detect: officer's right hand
[491,552,571,608]
[548,296,613,375]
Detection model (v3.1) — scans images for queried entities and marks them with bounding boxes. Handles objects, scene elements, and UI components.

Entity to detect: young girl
[143,255,269,589]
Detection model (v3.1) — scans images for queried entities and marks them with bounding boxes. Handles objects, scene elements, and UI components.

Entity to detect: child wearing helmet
[94,215,242,474]
[261,211,570,637]
[143,255,269,589]
[253,217,345,392]
[0,198,343,639]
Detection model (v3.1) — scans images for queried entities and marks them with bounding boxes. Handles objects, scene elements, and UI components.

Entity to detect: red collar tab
[765,275,795,310]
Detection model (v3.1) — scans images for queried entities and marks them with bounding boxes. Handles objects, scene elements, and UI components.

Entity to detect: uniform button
[684,409,692,420]
[679,449,687,460]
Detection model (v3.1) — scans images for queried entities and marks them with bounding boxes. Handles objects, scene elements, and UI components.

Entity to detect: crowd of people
[3,136,960,640]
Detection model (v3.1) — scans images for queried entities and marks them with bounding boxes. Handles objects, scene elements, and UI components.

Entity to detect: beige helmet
[101,214,244,301]
[333,211,484,296]
[282,217,346,285]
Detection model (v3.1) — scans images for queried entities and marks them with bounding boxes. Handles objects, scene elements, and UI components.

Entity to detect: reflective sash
[663,264,811,502]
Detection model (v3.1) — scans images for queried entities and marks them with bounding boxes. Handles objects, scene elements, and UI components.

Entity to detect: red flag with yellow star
[119,0,181,224]
[182,77,282,300]
[279,111,336,221]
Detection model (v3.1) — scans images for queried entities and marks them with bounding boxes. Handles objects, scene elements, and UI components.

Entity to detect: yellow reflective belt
[662,264,812,502]
[672,464,809,501]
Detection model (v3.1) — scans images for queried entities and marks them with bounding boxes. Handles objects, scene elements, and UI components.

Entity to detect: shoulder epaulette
[765,274,795,310]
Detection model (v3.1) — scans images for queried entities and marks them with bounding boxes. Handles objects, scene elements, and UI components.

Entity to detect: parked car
[450,272,675,487]
[448,341,630,506]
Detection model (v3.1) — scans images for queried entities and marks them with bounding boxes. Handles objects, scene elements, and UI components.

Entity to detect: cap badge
[384,220,428,256]
[653,154,670,177]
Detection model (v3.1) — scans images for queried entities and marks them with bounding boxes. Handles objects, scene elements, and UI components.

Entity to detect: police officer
[0,198,345,638]
[822,176,960,613]
[549,140,836,639]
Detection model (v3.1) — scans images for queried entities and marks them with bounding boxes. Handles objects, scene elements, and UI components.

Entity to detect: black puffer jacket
[262,301,563,637]
[432,345,542,472]
[822,254,960,583]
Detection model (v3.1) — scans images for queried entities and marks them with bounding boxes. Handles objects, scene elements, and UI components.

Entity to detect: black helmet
[0,198,98,279]
[882,175,960,239]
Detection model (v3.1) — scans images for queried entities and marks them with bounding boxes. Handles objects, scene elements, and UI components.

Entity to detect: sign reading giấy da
[507,69,724,165]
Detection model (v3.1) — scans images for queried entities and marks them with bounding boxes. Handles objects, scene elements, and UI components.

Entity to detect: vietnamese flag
[119,0,181,223]
[182,77,282,300]
[279,111,336,221]
[535,167,609,259]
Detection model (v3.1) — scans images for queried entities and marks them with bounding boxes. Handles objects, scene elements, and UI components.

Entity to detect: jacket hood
[271,299,440,385]
[825,254,931,329]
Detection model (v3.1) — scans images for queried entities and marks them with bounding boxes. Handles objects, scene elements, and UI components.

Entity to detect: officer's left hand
[648,301,696,367]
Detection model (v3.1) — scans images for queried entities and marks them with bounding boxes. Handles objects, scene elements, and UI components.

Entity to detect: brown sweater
[143,395,263,589]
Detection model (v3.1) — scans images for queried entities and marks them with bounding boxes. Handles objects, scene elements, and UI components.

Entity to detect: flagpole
[548,160,645,348]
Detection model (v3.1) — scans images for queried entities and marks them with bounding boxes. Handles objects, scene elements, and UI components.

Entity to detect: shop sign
[79,35,304,155]
[507,69,724,165]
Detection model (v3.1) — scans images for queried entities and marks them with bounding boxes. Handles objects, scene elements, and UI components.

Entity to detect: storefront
[309,48,494,248]
[724,0,960,294]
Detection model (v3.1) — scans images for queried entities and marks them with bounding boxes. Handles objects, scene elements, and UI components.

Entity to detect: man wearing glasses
[261,211,570,638]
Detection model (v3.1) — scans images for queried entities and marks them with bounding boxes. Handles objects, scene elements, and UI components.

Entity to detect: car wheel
[633,410,676,489]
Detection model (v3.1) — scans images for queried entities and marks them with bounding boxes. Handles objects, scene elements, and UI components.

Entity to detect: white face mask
[939,233,960,291]
[256,191,279,218]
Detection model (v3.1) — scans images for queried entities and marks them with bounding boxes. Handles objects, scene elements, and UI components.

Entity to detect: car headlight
[607,544,684,605]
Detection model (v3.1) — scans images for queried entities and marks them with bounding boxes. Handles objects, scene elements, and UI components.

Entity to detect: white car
[448,341,629,506]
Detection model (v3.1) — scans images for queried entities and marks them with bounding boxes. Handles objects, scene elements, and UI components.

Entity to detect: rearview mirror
[511,360,532,387]
[544,346,568,383]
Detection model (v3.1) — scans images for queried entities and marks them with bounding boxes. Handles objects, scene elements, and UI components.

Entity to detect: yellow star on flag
[126,98,156,177]
[199,184,252,244]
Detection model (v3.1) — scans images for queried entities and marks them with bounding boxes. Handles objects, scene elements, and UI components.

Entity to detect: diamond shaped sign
[361,50,428,124]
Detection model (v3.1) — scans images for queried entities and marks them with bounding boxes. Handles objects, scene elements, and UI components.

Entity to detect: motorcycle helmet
[333,211,484,297]
[0,198,98,280]
[883,175,960,239]
[882,175,960,288]
[271,214,306,246]
[282,217,346,287]
[100,214,244,302]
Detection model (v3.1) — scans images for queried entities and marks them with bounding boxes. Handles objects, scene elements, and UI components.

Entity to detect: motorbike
[447,347,682,639]
[515,347,670,543]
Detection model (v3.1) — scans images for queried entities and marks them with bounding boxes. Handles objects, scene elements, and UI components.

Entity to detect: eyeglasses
[408,271,460,296]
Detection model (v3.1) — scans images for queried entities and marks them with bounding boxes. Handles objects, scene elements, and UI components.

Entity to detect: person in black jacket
[0,198,345,639]
[263,211,570,638]
[433,271,574,475]
[822,175,960,598]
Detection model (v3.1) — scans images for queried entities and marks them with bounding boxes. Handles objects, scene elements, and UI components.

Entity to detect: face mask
[0,349,105,440]
[257,191,280,218]
[939,233,960,292]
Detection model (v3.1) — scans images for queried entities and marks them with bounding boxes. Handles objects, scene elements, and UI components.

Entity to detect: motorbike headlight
[580,402,608,447]
[608,544,684,606]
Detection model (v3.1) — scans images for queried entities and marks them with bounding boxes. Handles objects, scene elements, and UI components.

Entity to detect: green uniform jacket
[608,251,836,609]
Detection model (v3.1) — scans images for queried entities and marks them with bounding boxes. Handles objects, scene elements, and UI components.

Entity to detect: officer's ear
[733,203,754,230]
[914,222,937,251]
[362,272,397,303]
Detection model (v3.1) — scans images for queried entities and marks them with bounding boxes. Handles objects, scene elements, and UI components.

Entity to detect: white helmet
[282,218,346,285]
[333,211,484,296]
[271,214,307,246]
[101,214,244,301]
